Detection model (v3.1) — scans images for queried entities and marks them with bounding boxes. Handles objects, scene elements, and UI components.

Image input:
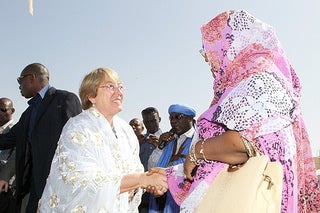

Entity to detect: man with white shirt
[148,104,196,213]
[139,107,163,213]
[141,107,163,172]
[0,97,16,212]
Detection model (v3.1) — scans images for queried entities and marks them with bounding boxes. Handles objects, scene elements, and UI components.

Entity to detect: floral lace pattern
[39,108,143,212]
[167,10,320,212]
[216,72,294,133]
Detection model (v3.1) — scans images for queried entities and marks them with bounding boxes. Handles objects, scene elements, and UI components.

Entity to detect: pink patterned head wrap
[201,10,299,107]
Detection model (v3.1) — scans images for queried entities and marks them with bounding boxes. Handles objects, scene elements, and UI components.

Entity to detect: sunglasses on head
[169,113,184,121]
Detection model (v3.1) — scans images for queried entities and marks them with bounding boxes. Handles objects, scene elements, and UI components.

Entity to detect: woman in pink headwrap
[164,10,320,212]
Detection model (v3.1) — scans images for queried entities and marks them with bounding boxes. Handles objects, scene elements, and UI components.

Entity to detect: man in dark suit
[0,63,82,212]
[0,97,16,213]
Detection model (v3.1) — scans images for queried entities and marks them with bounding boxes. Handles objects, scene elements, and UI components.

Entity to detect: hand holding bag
[194,137,283,213]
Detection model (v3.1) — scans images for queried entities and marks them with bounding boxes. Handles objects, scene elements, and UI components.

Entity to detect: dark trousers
[0,190,17,213]
[139,192,150,213]
[24,184,38,213]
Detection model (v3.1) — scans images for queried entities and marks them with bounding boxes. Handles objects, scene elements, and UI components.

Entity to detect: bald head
[0,98,13,108]
[18,63,50,98]
[22,63,50,85]
[0,97,15,126]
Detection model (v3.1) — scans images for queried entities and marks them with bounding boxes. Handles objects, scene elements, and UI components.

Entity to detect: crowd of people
[0,9,319,213]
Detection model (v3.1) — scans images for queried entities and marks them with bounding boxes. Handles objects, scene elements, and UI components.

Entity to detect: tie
[24,94,42,183]
[28,94,42,139]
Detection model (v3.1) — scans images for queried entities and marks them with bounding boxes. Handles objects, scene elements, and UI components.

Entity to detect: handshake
[141,167,168,196]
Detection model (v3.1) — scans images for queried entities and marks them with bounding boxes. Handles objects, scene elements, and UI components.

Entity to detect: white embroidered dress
[38,107,144,212]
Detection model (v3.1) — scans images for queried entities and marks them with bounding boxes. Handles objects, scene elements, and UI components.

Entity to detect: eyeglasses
[17,74,34,84]
[169,113,184,121]
[199,49,206,58]
[0,108,10,113]
[99,83,124,92]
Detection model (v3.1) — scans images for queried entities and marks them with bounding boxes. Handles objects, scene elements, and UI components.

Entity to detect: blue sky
[1,0,319,156]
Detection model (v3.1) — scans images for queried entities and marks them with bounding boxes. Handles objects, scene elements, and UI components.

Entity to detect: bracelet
[188,143,200,165]
[189,152,200,165]
[199,138,209,162]
[240,136,256,158]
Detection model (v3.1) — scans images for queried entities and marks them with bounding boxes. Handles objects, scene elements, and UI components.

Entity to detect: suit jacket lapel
[34,87,56,126]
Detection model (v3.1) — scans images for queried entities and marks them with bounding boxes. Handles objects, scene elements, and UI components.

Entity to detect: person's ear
[11,108,15,114]
[88,95,96,105]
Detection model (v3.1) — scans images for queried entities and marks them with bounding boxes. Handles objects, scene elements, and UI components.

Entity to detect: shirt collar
[146,128,163,137]
[177,127,195,139]
[0,119,14,134]
[38,84,50,99]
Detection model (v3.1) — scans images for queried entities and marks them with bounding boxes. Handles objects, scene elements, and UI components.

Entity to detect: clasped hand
[145,167,168,196]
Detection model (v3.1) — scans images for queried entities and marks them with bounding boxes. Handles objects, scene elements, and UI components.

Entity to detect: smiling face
[79,68,124,122]
[89,78,124,119]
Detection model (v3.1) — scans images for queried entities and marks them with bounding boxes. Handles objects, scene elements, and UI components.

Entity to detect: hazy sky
[1,0,319,156]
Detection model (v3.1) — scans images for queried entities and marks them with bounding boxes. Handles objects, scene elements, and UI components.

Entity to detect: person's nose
[113,87,123,95]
